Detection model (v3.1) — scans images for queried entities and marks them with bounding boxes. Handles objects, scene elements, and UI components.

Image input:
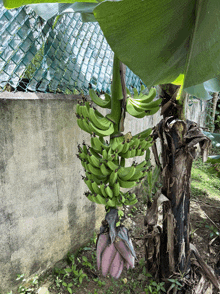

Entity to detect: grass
[191,157,220,201]
[6,153,220,294]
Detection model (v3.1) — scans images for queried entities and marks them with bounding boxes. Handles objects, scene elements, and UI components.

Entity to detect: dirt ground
[18,158,220,294]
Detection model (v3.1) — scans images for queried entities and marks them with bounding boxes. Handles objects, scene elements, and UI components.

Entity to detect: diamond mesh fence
[0,3,143,95]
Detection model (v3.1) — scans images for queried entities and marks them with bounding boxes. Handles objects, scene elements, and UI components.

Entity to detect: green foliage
[94,0,220,97]
[3,0,98,9]
[142,164,162,204]
[167,278,183,292]
[205,224,220,238]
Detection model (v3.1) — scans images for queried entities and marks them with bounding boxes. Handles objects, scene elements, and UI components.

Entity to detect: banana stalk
[76,53,161,279]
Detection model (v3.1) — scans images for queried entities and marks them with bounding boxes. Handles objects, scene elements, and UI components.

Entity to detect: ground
[13,156,220,294]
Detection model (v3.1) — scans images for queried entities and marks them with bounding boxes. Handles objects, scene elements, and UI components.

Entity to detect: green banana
[87,153,100,168]
[129,170,144,181]
[94,194,107,205]
[89,147,102,159]
[77,117,91,134]
[85,192,95,202]
[132,87,156,103]
[109,170,118,186]
[118,178,136,189]
[89,89,111,109]
[91,136,110,153]
[135,147,143,157]
[133,128,152,140]
[129,97,162,111]
[120,157,126,167]
[126,100,146,118]
[89,120,114,137]
[120,141,130,154]
[130,148,137,158]
[136,160,148,169]
[92,181,101,195]
[120,149,132,159]
[88,107,112,130]
[100,183,108,198]
[147,106,160,115]
[113,181,120,197]
[76,103,83,116]
[86,172,107,185]
[81,104,90,119]
[106,160,119,171]
[110,136,124,151]
[106,197,117,208]
[84,178,95,194]
[86,163,102,177]
[102,149,108,161]
[100,163,111,176]
[118,166,136,181]
[105,185,113,198]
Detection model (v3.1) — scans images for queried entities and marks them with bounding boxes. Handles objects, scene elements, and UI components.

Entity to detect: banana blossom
[96,208,136,278]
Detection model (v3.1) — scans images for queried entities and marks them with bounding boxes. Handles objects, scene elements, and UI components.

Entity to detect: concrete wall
[0,92,206,292]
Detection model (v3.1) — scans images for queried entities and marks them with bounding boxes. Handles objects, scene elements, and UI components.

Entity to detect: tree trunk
[144,85,211,284]
[211,92,219,133]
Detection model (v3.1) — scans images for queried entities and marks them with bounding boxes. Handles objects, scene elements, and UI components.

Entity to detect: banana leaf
[3,0,98,9]
[207,155,220,164]
[26,2,99,21]
[94,0,220,97]
[203,131,220,148]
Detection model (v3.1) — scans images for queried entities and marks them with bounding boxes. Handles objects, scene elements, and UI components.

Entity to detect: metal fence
[0,4,143,95]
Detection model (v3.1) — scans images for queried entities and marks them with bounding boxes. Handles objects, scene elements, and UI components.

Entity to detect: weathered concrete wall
[0,92,206,292]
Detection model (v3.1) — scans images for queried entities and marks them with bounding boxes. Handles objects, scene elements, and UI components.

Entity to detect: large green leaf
[203,131,220,147]
[94,0,220,93]
[207,155,220,164]
[3,0,98,9]
[26,2,98,21]
[185,77,220,100]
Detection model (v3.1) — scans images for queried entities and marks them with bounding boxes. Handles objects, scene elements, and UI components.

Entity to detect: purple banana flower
[96,209,136,278]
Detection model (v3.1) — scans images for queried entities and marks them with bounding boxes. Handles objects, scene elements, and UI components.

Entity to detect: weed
[93,278,106,287]
[82,256,95,270]
[205,224,220,238]
[167,278,183,292]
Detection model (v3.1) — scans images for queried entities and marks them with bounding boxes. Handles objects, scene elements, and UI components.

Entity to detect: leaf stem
[107,54,123,136]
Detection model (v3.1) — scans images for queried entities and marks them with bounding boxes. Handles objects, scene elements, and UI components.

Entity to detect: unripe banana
[118,178,136,189]
[106,197,117,208]
[133,128,152,140]
[120,141,130,154]
[86,163,102,177]
[89,89,111,109]
[100,163,111,176]
[109,170,118,186]
[118,166,136,181]
[105,185,113,198]
[106,161,119,171]
[113,180,120,197]
[94,194,107,205]
[100,182,108,198]
[91,181,101,195]
[89,120,114,137]
[89,107,112,130]
[129,170,144,181]
[121,149,132,159]
[84,178,95,193]
[89,146,102,158]
[85,192,95,202]
[87,153,100,168]
[102,149,108,161]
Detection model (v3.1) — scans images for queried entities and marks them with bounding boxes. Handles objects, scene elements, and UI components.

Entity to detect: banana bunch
[76,97,114,137]
[77,131,151,208]
[126,86,162,118]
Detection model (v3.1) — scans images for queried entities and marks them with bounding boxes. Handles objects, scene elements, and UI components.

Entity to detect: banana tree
[92,0,220,289]
[4,0,220,290]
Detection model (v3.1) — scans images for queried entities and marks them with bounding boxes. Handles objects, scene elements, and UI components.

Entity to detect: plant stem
[107,54,123,136]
